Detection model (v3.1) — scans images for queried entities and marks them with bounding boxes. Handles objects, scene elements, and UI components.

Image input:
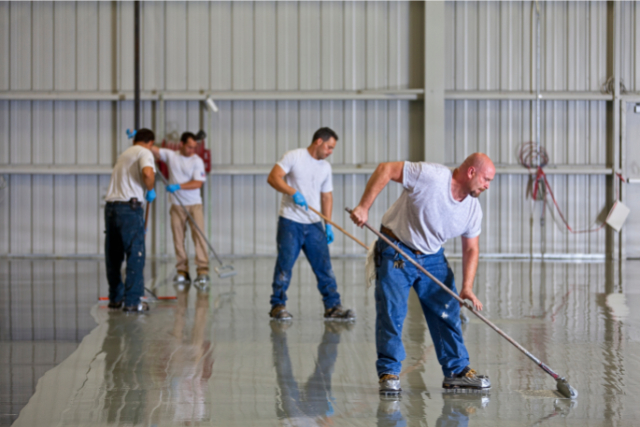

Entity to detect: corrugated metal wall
[0,1,633,257]
[0,1,423,257]
[443,0,609,256]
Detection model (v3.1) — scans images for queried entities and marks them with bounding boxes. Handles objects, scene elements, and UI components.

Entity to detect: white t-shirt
[277,148,333,224]
[381,162,483,255]
[158,148,206,206]
[105,145,156,202]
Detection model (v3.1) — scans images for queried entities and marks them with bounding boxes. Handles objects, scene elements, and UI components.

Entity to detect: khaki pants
[170,204,209,275]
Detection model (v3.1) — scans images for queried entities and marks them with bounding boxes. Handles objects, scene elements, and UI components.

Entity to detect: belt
[106,198,142,208]
[380,225,423,256]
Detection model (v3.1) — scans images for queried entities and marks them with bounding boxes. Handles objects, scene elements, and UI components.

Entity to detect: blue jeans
[375,236,469,377]
[104,203,146,306]
[270,216,341,310]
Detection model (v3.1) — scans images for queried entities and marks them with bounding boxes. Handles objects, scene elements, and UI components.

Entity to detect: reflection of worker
[436,392,490,427]
[170,287,213,424]
[376,392,490,427]
[377,399,406,427]
[271,322,351,423]
[266,127,354,322]
[104,128,156,313]
[150,132,208,289]
[102,312,148,422]
[350,154,495,394]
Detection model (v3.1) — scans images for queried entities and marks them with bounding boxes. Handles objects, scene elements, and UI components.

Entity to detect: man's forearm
[321,193,333,221]
[461,247,479,291]
[178,180,203,190]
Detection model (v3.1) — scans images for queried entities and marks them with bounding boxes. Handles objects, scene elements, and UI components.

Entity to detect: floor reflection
[169,288,213,424]
[271,321,352,424]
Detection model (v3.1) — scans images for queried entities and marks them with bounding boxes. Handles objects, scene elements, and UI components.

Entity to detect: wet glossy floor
[2,258,640,426]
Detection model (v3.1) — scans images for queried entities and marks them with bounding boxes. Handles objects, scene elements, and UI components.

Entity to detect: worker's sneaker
[324,305,356,322]
[379,374,402,395]
[270,304,293,321]
[442,367,491,390]
[123,301,150,314]
[193,274,210,292]
[108,300,123,310]
[174,270,191,283]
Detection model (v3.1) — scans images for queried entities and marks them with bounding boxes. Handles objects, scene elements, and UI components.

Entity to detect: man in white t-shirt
[350,153,496,395]
[151,132,208,289]
[266,127,355,322]
[104,128,157,313]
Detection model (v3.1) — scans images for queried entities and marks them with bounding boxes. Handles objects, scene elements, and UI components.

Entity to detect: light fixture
[205,96,219,113]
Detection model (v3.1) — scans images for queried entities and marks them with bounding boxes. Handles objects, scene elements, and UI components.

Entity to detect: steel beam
[0,90,424,102]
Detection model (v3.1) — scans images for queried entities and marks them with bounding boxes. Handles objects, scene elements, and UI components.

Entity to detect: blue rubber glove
[292,191,308,211]
[126,129,137,139]
[166,183,181,193]
[325,224,334,245]
[145,188,156,203]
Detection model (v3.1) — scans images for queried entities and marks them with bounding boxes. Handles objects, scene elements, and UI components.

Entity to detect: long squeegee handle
[144,201,151,234]
[308,206,368,250]
[345,207,561,381]
[157,172,225,266]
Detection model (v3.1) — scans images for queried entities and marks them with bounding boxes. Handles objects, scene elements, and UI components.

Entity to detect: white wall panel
[54,176,77,254]
[32,101,54,164]
[10,176,31,254]
[10,101,31,164]
[97,1,115,91]
[32,175,54,254]
[0,2,9,91]
[187,1,210,91]
[32,2,54,91]
[9,2,30,90]
[165,2,187,91]
[77,2,98,91]
[142,2,164,91]
[54,2,77,91]
[0,101,8,163]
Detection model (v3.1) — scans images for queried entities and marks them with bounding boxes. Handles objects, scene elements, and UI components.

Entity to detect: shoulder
[405,161,446,178]
[279,148,305,165]
[128,145,147,159]
[159,147,174,157]
[424,162,449,173]
[421,162,450,180]
[287,148,305,158]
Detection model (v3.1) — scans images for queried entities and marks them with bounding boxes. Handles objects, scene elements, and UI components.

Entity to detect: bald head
[460,153,495,175]
[452,152,495,199]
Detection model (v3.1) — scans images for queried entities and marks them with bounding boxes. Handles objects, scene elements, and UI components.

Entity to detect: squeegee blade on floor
[215,264,237,279]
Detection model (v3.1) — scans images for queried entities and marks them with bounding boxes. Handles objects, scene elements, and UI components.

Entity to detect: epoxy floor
[2,257,640,426]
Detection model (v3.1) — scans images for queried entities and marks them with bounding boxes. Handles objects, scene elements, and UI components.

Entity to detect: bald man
[350,154,496,395]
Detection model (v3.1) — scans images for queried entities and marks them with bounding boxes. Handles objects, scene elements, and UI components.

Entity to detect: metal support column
[424,1,445,163]
[606,1,621,261]
[133,1,141,130]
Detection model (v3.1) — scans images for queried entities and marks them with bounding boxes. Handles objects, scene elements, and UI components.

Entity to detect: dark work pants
[104,203,146,307]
